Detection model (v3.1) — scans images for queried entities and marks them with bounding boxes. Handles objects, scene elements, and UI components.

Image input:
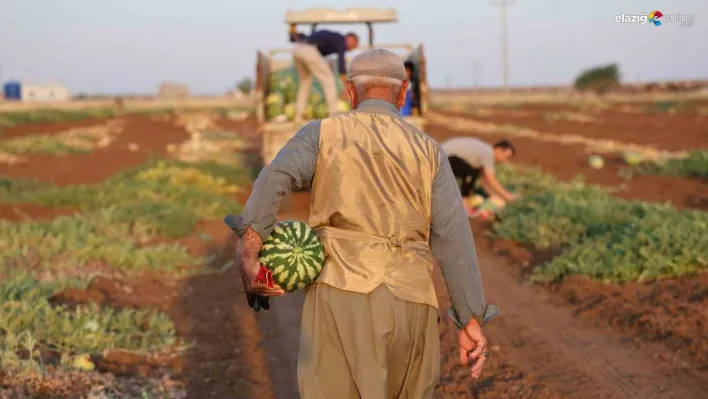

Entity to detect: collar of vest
[354,99,401,119]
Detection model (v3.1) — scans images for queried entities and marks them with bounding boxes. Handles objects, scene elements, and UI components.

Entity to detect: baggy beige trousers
[298,283,440,399]
[291,43,339,119]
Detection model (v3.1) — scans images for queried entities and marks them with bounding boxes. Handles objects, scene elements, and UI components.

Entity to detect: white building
[20,83,71,102]
[158,81,190,98]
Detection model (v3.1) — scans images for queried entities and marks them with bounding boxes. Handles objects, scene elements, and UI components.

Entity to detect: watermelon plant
[0,157,249,373]
[0,162,250,274]
[0,274,177,373]
[2,159,248,237]
[634,150,708,180]
[493,164,708,283]
[0,134,92,155]
[535,212,707,283]
[259,221,325,292]
[0,108,116,129]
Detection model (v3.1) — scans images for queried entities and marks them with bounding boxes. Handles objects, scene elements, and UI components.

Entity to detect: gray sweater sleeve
[430,149,499,327]
[224,121,320,240]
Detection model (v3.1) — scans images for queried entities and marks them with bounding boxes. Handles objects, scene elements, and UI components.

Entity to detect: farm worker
[400,61,422,117]
[441,137,518,214]
[227,48,498,399]
[291,30,359,122]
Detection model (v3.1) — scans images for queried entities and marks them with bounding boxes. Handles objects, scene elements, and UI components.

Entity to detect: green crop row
[0,133,95,156]
[635,150,708,180]
[0,108,117,130]
[1,160,248,275]
[0,158,247,372]
[0,106,251,134]
[493,165,708,283]
[0,272,176,373]
[0,209,197,274]
[2,158,248,237]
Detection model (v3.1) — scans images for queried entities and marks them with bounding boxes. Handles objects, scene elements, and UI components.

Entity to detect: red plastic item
[255,265,275,289]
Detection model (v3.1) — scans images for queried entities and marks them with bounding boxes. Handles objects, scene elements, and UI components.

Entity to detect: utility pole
[472,61,481,88]
[491,0,515,91]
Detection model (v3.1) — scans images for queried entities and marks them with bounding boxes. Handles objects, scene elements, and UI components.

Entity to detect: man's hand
[237,227,285,297]
[506,193,520,202]
[458,318,488,379]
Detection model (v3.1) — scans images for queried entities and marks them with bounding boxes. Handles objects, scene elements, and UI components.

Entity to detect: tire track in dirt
[475,233,708,398]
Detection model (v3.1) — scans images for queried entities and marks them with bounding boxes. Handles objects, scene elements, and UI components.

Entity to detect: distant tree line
[573,63,620,94]
[236,78,253,95]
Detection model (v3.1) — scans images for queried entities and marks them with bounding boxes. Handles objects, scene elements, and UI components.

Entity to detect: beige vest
[308,108,442,309]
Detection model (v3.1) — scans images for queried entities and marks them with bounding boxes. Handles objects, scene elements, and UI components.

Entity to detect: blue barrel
[3,81,22,100]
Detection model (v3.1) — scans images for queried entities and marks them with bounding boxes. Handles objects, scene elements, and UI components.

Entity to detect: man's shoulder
[404,120,439,144]
[324,112,438,145]
[293,120,322,142]
[392,117,447,160]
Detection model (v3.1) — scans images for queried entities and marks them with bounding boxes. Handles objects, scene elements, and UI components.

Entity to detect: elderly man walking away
[226,49,498,399]
[291,30,359,121]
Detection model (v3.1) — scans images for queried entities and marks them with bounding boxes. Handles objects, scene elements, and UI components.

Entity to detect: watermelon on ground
[466,194,485,208]
[474,195,507,217]
[258,221,325,292]
[623,152,643,166]
[588,155,604,169]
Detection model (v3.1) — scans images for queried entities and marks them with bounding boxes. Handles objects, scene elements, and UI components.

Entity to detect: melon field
[0,95,706,398]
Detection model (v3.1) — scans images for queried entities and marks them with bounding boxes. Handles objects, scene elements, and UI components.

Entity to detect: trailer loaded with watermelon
[254,7,430,165]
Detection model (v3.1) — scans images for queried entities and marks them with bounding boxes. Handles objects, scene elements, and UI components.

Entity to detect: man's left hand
[458,318,489,379]
[237,227,286,297]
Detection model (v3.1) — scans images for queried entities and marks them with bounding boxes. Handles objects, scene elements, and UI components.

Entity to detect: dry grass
[0,96,255,114]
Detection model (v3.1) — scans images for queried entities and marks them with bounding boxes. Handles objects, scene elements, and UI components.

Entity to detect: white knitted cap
[348,49,406,81]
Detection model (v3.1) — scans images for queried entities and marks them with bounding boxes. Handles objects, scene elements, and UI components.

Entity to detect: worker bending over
[291,30,359,121]
[441,137,518,213]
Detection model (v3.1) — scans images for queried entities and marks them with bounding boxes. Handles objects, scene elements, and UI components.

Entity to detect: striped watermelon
[258,221,325,292]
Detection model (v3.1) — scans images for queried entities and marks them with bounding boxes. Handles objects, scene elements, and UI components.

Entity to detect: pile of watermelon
[466,195,507,220]
[258,221,326,292]
[266,66,351,121]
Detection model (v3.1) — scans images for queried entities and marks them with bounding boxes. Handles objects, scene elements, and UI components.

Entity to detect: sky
[1,0,706,95]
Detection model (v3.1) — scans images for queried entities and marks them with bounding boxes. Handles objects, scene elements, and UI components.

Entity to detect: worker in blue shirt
[401,62,414,116]
[401,61,421,116]
[291,30,359,121]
